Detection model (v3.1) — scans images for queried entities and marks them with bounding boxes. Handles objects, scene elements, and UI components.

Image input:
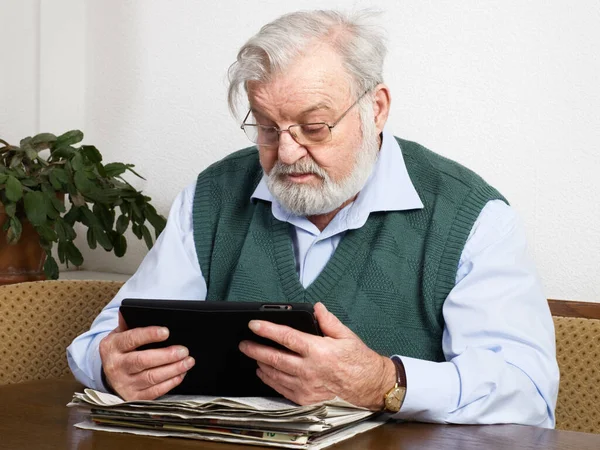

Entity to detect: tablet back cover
[120,300,320,397]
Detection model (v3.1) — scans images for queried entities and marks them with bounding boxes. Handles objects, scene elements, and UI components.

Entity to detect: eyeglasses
[240,89,370,147]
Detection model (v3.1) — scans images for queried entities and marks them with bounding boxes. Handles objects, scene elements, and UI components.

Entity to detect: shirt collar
[251,128,424,229]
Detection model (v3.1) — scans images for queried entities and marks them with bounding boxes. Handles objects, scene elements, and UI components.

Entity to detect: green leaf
[36,157,49,168]
[48,167,69,191]
[55,219,67,242]
[65,241,84,266]
[0,173,7,184]
[11,167,26,178]
[31,133,57,145]
[119,203,131,216]
[86,227,97,249]
[53,167,69,183]
[71,152,85,171]
[55,130,84,148]
[96,163,107,178]
[19,137,32,148]
[54,197,66,213]
[110,178,129,190]
[35,224,58,242]
[23,144,38,161]
[6,217,22,244]
[116,214,129,234]
[94,228,113,251]
[84,188,121,204]
[113,234,127,257]
[74,170,94,193]
[23,191,47,226]
[141,224,153,250]
[131,202,143,221]
[93,203,114,230]
[38,237,52,252]
[4,203,17,217]
[81,206,102,229]
[131,223,142,239]
[43,191,66,214]
[45,204,59,220]
[49,171,63,190]
[57,240,67,264]
[21,138,37,159]
[59,218,76,241]
[43,254,59,280]
[125,165,145,180]
[4,202,17,218]
[103,162,129,178]
[144,204,166,236]
[50,146,76,159]
[80,145,102,164]
[20,178,40,188]
[9,153,23,168]
[5,176,23,202]
[63,206,80,225]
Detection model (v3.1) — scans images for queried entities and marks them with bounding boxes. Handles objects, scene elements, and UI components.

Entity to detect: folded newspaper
[69,389,387,449]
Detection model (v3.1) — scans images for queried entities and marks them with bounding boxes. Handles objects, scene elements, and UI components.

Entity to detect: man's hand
[99,312,195,401]
[239,302,396,410]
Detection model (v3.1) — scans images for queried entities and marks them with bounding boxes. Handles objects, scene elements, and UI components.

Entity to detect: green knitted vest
[193,138,506,362]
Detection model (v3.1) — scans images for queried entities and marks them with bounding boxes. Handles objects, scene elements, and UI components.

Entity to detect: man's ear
[372,84,391,134]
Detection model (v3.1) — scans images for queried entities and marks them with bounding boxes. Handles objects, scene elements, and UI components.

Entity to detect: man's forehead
[246,43,352,108]
[246,76,351,118]
[248,83,335,109]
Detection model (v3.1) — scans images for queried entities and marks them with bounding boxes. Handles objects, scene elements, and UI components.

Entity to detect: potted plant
[0,130,166,283]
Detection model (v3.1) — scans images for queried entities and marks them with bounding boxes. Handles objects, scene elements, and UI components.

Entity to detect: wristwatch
[383,355,407,413]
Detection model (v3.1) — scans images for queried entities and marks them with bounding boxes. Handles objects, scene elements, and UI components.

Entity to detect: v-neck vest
[192,138,505,361]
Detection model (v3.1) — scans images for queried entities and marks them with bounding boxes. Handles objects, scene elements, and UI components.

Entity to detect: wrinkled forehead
[246,43,353,118]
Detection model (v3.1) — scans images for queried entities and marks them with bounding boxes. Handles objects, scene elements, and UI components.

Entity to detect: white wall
[0,0,39,139]
[2,1,600,302]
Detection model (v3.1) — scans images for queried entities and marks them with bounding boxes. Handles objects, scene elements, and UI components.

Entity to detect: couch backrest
[549,299,600,434]
[0,280,123,385]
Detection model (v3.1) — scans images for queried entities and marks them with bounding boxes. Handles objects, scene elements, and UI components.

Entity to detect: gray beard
[266,127,380,217]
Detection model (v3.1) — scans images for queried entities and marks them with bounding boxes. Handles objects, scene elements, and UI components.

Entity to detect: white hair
[227,9,387,119]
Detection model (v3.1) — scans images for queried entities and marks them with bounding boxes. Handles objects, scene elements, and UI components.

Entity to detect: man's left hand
[239,302,396,410]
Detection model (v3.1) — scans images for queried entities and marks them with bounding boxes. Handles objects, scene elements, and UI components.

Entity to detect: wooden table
[1,378,599,450]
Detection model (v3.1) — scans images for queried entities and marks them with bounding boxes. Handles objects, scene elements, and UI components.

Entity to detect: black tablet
[119,299,322,397]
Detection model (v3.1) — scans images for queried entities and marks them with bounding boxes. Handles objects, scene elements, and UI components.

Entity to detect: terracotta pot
[0,206,46,285]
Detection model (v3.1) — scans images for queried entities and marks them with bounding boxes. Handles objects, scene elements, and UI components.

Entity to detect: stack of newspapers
[69,389,387,449]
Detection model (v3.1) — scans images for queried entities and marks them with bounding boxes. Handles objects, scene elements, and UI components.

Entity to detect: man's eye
[260,127,278,135]
[300,125,329,138]
[301,124,327,134]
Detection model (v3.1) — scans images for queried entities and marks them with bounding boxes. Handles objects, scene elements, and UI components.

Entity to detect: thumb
[116,311,129,333]
[314,302,356,339]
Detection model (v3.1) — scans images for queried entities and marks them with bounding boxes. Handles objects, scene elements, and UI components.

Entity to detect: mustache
[269,158,327,179]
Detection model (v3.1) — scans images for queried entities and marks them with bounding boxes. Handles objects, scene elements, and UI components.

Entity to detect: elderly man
[68,10,559,427]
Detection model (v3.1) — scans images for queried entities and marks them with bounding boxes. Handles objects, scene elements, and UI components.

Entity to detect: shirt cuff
[393,355,460,422]
[67,331,109,391]
[90,334,110,392]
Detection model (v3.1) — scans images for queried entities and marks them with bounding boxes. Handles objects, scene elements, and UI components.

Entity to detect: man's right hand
[99,312,195,400]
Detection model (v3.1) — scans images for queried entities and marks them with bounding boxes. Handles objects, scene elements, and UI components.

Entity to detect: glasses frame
[240,89,371,147]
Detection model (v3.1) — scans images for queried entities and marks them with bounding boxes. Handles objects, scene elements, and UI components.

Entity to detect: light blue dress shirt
[67,130,559,427]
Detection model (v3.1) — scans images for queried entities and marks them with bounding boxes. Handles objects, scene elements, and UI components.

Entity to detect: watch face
[385,387,403,412]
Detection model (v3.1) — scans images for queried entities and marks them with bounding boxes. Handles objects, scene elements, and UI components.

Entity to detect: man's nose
[277,131,307,165]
